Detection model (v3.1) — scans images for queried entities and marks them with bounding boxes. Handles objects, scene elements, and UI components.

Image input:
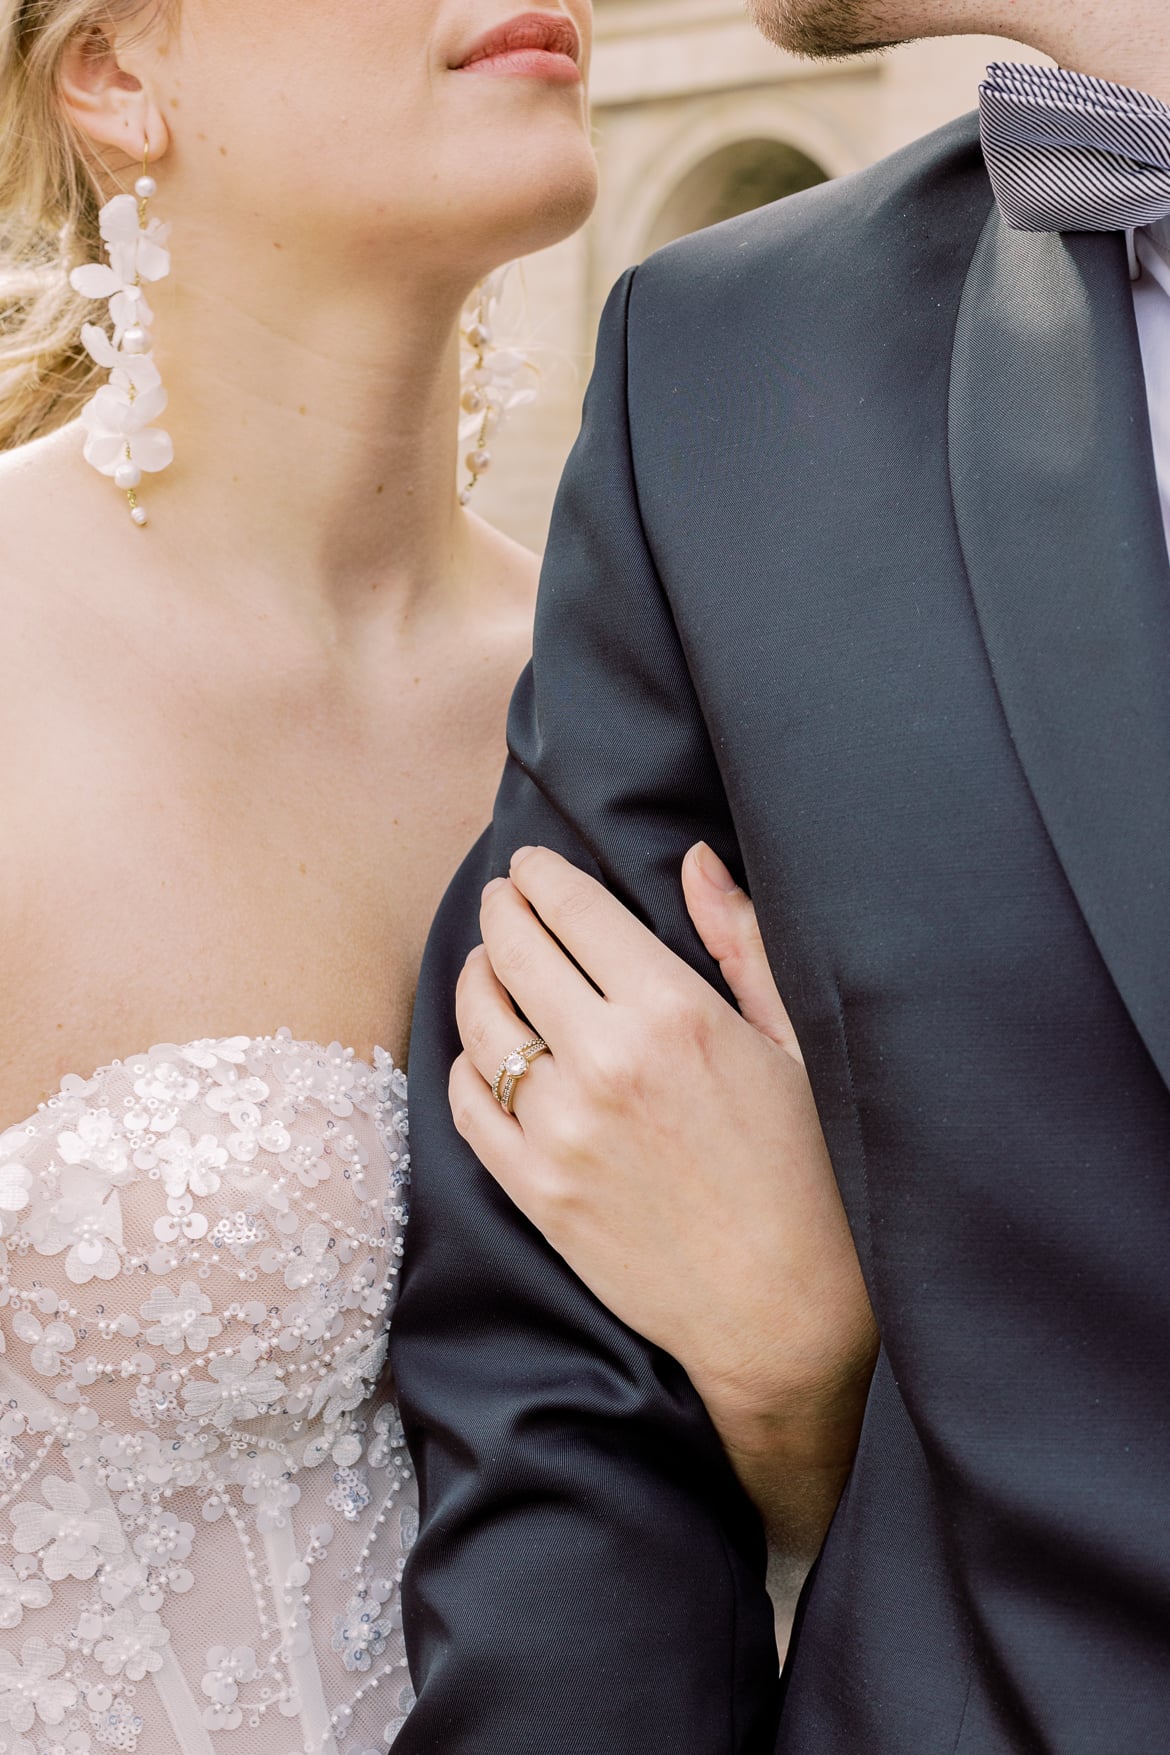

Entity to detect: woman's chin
[467,151,599,263]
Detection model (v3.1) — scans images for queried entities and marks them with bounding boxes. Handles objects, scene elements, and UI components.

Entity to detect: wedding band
[491,1038,550,1115]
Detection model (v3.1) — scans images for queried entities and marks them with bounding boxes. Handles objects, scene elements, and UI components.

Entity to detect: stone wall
[474,16,1048,552]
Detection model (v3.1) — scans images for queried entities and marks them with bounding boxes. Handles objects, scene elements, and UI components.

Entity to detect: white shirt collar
[1130,225,1170,557]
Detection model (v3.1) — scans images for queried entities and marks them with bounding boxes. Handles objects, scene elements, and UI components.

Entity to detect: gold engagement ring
[491,1039,550,1115]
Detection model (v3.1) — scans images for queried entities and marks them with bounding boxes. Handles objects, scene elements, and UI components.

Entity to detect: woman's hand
[451,842,878,1577]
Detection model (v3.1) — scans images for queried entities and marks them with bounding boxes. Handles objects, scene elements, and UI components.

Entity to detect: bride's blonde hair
[0,0,170,451]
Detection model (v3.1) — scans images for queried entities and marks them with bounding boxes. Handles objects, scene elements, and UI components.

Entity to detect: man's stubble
[749,0,908,58]
[752,0,1047,60]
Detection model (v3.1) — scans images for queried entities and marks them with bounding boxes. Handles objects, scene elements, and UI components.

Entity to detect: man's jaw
[747,0,912,60]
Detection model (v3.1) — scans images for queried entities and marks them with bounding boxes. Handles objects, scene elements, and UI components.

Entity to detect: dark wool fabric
[392,112,1170,1754]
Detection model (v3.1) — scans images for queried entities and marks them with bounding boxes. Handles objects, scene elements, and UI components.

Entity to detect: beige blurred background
[477,18,1048,552]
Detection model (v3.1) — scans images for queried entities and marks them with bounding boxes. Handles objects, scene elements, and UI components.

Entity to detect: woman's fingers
[454,943,520,1080]
[478,870,606,1047]
[504,846,679,1002]
[449,1050,528,1177]
[682,843,803,1063]
[455,941,556,1110]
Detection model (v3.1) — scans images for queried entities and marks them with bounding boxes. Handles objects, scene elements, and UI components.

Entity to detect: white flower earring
[458,265,538,506]
[70,143,174,527]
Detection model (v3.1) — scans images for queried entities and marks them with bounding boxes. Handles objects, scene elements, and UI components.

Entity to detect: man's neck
[890,2,1170,107]
[1017,0,1170,106]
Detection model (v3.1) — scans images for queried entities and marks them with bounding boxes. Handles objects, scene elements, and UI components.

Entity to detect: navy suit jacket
[391,113,1170,1752]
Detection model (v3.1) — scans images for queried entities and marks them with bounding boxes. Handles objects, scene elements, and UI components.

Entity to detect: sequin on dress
[0,1032,415,1755]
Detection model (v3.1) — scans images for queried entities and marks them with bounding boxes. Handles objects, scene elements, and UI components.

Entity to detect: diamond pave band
[491,1038,550,1115]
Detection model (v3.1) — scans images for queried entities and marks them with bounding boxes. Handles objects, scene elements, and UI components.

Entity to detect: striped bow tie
[979,62,1170,232]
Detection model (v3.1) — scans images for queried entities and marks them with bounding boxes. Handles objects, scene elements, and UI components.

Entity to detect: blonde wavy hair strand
[0,0,170,452]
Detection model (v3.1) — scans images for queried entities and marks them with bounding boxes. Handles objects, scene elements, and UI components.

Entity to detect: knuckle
[548,1096,595,1161]
[666,984,715,1047]
[448,1065,477,1139]
[451,1097,477,1140]
[489,933,531,979]
[494,940,529,982]
[460,1009,494,1060]
[584,1036,644,1108]
[553,875,599,923]
[530,1168,586,1237]
[524,1157,568,1213]
[737,902,767,954]
[743,926,772,978]
[642,973,701,1038]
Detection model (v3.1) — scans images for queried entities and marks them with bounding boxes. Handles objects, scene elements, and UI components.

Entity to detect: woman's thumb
[682,844,803,1061]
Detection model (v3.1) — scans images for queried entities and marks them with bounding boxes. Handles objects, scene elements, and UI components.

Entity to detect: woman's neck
[114,236,476,634]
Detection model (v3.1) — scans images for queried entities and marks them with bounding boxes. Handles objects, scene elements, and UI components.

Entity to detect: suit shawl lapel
[949,211,1170,1090]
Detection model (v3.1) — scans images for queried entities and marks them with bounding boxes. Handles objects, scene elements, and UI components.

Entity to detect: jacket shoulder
[630,110,990,318]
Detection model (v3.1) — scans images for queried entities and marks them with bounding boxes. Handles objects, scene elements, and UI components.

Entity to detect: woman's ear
[58,22,170,167]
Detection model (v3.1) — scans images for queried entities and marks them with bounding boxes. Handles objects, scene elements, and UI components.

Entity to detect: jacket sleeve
[391,268,782,1755]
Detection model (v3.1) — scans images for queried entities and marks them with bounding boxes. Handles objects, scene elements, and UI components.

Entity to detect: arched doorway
[644,137,830,254]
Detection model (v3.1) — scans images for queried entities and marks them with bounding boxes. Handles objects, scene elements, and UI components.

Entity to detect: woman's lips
[452,12,582,83]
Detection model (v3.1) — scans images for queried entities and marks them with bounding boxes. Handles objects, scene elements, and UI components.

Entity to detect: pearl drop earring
[458,266,538,506]
[70,141,174,527]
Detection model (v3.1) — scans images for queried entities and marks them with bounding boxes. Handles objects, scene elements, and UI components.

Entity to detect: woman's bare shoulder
[463,509,541,665]
[0,428,119,648]
[0,426,94,597]
[470,509,542,599]
[0,432,118,778]
[0,421,81,502]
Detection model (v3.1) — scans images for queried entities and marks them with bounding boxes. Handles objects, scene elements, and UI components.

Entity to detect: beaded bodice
[0,1032,415,1755]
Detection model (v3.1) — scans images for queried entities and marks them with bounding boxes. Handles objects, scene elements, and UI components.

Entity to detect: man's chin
[747,0,902,59]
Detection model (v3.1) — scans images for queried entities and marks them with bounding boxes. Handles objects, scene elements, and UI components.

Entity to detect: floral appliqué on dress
[0,1033,415,1755]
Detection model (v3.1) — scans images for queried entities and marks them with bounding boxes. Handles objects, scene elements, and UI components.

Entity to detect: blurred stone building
[477,18,1045,552]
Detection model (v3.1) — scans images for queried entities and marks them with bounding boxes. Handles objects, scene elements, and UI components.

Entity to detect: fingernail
[466,943,487,962]
[482,877,507,900]
[692,841,739,893]
[510,846,536,868]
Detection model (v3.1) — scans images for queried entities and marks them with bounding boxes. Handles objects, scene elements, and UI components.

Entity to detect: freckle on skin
[299,862,307,876]
[298,406,307,416]
[376,484,384,495]
[170,98,180,110]
[219,145,228,157]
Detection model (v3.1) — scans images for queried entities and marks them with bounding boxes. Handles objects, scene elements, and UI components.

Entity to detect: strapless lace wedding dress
[0,1032,416,1755]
